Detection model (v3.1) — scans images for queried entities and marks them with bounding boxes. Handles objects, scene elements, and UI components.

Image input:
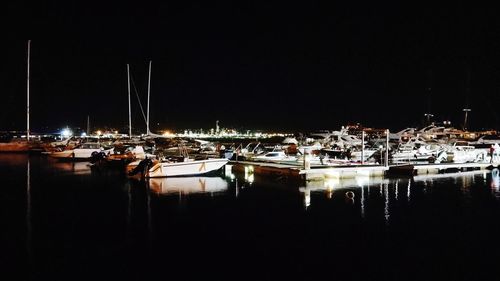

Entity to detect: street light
[424,113,434,125]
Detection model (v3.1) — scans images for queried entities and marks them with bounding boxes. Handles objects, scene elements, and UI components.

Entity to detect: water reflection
[49,160,91,175]
[384,183,389,225]
[490,169,500,200]
[491,169,499,191]
[26,157,32,264]
[148,177,228,195]
[0,153,30,167]
[296,170,495,222]
[3,154,500,280]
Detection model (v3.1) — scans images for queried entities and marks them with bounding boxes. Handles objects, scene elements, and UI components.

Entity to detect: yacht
[391,138,443,163]
[251,151,297,162]
[447,145,486,163]
[49,142,113,160]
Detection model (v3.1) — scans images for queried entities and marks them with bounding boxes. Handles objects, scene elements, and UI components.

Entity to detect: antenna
[87,115,90,135]
[424,70,433,125]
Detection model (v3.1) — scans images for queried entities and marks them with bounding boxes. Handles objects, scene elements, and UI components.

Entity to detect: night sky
[2,3,499,133]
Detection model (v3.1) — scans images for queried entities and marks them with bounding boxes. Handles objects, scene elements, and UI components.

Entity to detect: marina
[2,5,500,278]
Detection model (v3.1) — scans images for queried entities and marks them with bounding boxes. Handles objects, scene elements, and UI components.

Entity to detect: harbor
[2,5,500,278]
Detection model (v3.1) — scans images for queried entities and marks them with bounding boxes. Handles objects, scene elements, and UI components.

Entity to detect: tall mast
[463,70,472,131]
[127,64,132,139]
[424,70,433,125]
[87,115,90,135]
[27,40,31,141]
[146,60,152,135]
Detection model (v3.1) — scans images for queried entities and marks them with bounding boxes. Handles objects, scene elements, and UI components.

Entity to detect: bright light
[61,128,72,137]
[81,132,87,137]
[96,130,102,136]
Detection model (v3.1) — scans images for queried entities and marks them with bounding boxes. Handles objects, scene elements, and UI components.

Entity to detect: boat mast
[146,60,152,135]
[27,40,30,141]
[127,64,132,139]
[462,70,472,131]
[424,70,433,126]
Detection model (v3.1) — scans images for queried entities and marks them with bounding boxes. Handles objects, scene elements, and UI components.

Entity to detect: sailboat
[0,40,32,153]
[126,61,229,178]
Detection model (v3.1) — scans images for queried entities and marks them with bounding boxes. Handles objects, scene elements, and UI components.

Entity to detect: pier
[230,160,499,182]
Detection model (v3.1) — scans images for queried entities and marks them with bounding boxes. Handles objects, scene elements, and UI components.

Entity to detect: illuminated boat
[0,140,31,152]
[127,157,229,178]
[251,151,297,162]
[49,142,113,160]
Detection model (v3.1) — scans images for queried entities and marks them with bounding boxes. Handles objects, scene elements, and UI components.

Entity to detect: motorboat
[472,135,500,145]
[438,143,488,163]
[0,139,31,152]
[391,138,443,163]
[127,157,229,178]
[251,151,297,162]
[49,142,113,160]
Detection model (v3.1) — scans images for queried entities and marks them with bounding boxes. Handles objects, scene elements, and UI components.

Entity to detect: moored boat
[0,140,31,153]
[49,142,113,160]
[127,157,229,178]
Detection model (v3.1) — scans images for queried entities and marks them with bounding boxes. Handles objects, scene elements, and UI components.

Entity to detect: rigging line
[130,72,148,126]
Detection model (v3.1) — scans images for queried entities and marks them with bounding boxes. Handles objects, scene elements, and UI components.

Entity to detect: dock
[229,160,499,182]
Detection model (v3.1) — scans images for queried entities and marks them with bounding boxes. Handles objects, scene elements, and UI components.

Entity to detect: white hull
[147,158,229,178]
[350,150,377,162]
[49,150,75,159]
[49,148,113,160]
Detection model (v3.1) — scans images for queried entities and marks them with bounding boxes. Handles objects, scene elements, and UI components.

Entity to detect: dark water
[1,154,500,280]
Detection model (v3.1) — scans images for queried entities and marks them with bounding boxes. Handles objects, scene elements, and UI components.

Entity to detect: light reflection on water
[2,154,500,279]
[148,177,229,195]
[294,169,496,225]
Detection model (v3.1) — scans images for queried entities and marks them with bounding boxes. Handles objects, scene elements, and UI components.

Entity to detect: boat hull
[130,158,229,178]
[147,158,229,177]
[0,142,31,153]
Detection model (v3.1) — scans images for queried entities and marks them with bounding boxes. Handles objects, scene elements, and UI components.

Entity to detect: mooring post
[303,148,311,170]
[385,129,390,167]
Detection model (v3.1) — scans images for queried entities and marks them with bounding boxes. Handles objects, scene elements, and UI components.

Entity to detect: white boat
[389,128,416,142]
[251,151,297,162]
[128,157,229,178]
[350,149,377,162]
[149,176,228,195]
[49,142,113,160]
[439,143,487,163]
[472,135,500,145]
[391,139,443,162]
